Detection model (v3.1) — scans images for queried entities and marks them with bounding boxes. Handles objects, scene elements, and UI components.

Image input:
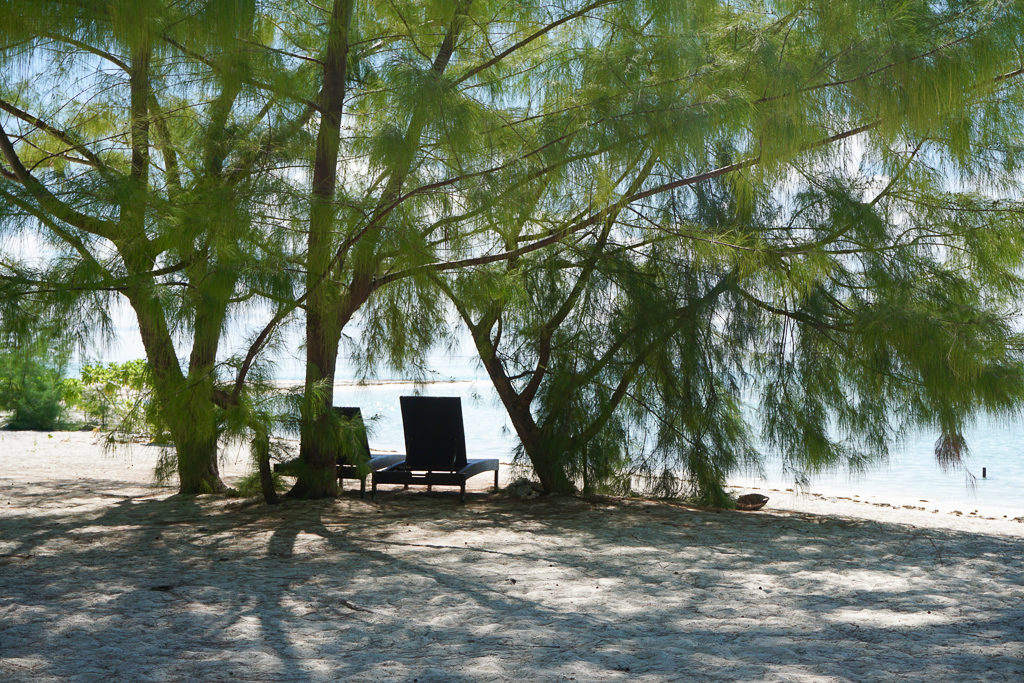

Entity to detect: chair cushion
[399,396,468,470]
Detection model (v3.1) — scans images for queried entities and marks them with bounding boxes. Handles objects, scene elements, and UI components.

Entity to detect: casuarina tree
[0,1,303,492]
[6,1,1024,502]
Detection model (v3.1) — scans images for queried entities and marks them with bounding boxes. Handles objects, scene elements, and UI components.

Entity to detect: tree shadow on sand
[1,486,1023,681]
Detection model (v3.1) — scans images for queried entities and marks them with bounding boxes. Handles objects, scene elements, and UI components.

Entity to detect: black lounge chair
[372,396,499,503]
[273,406,404,498]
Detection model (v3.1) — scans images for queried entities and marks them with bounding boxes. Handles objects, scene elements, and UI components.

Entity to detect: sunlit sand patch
[830,607,953,627]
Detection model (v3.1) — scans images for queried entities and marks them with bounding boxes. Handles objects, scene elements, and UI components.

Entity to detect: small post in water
[982,467,987,479]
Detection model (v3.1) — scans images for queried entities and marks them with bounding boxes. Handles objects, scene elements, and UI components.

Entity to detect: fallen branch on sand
[339,599,373,613]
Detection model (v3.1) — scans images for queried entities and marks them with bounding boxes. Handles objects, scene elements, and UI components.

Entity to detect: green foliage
[5,0,1024,502]
[74,359,151,428]
[232,469,289,498]
[0,0,304,492]
[447,130,1024,501]
[0,339,72,431]
[67,360,171,441]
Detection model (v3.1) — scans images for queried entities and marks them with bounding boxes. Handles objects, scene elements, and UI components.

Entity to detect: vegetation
[0,346,172,436]
[2,1,1024,503]
[429,1,1024,497]
[0,337,73,431]
[0,1,299,492]
[67,359,166,435]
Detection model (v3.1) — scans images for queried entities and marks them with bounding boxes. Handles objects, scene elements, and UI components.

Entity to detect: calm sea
[316,356,1024,518]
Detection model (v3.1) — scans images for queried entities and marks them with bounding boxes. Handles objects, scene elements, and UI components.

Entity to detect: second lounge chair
[372,396,499,503]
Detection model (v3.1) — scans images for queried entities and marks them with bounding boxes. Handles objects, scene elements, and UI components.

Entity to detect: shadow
[1,482,1023,681]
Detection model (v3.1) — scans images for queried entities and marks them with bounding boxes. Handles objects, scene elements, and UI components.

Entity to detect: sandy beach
[1,431,1022,682]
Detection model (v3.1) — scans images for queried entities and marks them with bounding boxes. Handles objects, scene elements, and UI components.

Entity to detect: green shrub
[0,344,70,431]
[77,360,144,428]
[232,470,289,498]
[75,359,170,439]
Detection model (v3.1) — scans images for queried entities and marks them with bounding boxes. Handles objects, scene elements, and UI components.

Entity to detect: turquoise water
[732,416,1024,516]
[331,372,1023,516]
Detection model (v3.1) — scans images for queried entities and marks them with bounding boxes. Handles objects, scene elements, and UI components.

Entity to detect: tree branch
[453,0,614,86]
[0,97,113,176]
[0,122,120,240]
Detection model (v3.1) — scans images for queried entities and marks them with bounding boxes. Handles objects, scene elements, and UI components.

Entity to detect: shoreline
[723,483,1024,538]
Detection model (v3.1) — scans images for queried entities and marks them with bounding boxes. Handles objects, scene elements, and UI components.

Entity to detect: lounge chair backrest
[399,396,468,471]
[334,406,371,464]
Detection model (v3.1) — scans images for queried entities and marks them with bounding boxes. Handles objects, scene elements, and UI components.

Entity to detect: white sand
[1,431,1022,682]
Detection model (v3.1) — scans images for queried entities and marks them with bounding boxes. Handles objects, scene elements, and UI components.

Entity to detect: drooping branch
[162,35,319,111]
[0,97,113,175]
[521,156,658,406]
[0,123,120,240]
[43,32,129,71]
[334,2,472,265]
[573,272,738,446]
[376,120,882,285]
[734,287,849,333]
[0,189,113,281]
[453,0,615,86]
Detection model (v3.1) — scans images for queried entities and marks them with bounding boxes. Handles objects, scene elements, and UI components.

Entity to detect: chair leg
[371,481,377,500]
[460,484,466,504]
[427,484,432,492]
[494,469,499,490]
[360,477,366,499]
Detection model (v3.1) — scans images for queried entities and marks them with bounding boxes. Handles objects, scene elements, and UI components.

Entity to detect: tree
[5,0,1024,503]
[0,327,74,431]
[0,1,304,492]
[248,0,649,496]
[436,0,1024,498]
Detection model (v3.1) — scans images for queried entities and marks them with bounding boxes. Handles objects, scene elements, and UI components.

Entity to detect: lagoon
[325,365,1024,519]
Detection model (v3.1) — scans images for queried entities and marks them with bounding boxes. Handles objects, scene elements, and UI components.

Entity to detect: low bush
[73,359,171,440]
[0,342,72,431]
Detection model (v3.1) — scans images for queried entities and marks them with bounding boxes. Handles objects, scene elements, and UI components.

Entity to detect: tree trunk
[253,423,279,504]
[172,422,224,494]
[476,341,576,494]
[127,286,227,494]
[508,405,576,494]
[117,38,227,495]
[290,0,353,499]
[294,281,341,498]
[163,373,227,493]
